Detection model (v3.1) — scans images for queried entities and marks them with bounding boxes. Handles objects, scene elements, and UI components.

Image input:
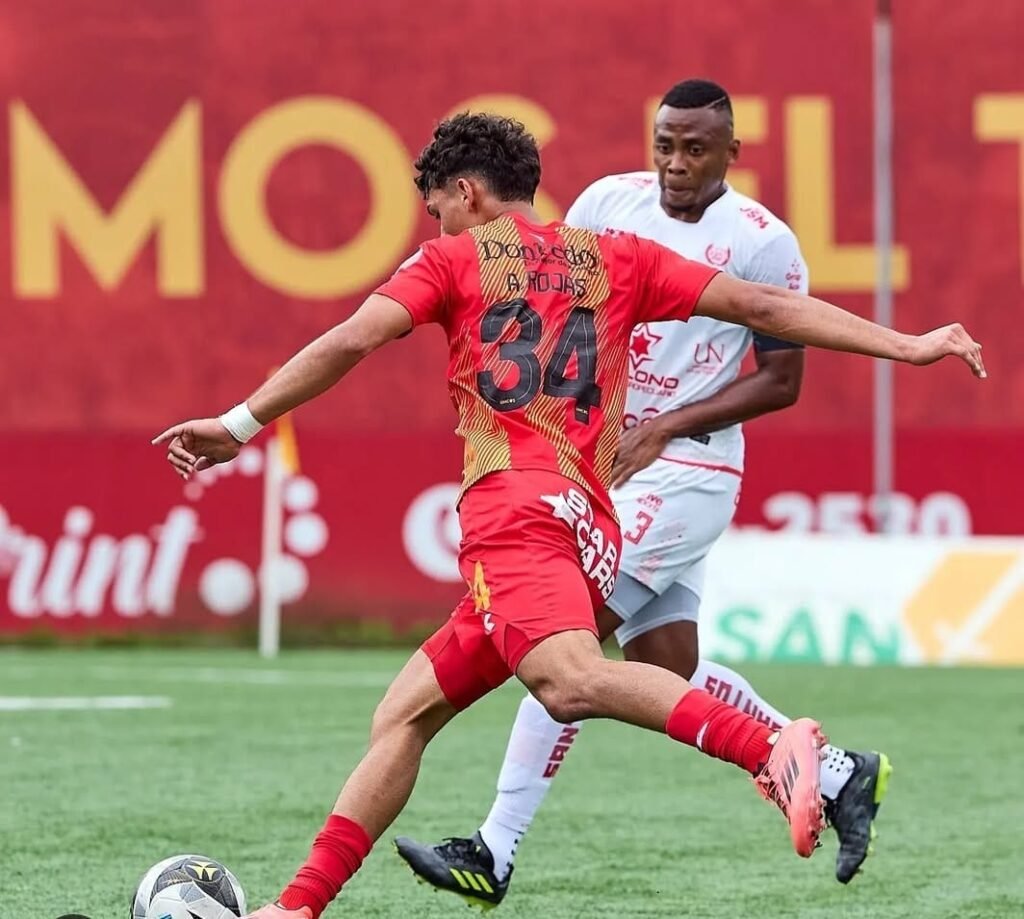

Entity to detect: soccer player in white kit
[396,80,892,903]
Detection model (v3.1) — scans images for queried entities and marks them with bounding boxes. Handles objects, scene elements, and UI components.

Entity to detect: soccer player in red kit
[153,114,985,919]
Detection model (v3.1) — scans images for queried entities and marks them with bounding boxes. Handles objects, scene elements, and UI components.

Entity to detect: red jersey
[376,212,718,514]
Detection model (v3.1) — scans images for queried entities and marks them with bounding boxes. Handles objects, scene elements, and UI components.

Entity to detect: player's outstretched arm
[694,273,986,378]
[243,294,413,423]
[152,294,413,479]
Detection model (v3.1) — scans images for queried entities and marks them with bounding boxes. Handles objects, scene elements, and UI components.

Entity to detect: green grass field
[2,649,1022,919]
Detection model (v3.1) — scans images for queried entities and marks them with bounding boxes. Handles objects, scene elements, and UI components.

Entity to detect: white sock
[478,693,582,879]
[819,743,857,800]
[691,659,856,800]
[690,659,791,729]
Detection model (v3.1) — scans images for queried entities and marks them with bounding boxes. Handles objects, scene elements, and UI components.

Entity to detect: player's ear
[455,176,475,211]
[728,138,741,166]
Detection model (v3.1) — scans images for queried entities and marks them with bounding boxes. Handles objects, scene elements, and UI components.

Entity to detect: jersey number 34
[477,298,603,423]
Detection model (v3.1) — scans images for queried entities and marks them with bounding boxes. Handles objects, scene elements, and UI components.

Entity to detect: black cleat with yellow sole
[395,832,510,910]
[826,750,893,884]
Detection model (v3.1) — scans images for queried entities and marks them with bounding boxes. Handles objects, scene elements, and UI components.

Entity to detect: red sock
[278,814,373,917]
[666,689,774,775]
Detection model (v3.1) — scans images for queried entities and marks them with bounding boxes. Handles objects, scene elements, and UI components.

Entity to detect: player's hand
[151,417,242,480]
[611,421,671,489]
[905,324,986,378]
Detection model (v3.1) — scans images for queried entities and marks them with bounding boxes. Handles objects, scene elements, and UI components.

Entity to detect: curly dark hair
[413,112,541,203]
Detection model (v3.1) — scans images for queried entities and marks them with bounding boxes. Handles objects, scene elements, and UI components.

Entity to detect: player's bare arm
[694,273,986,377]
[151,294,413,478]
[610,347,802,487]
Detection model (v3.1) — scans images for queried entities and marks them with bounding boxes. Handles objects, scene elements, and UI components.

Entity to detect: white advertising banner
[400,480,1024,666]
[699,533,1024,666]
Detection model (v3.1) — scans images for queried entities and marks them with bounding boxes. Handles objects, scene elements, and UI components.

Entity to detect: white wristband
[219,402,264,444]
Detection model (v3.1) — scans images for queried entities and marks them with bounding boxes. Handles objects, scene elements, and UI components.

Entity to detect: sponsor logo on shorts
[637,493,663,512]
[471,560,491,612]
[469,561,496,633]
[541,489,618,600]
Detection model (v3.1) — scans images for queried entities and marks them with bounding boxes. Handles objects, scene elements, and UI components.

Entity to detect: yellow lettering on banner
[785,97,909,292]
[974,94,1024,284]
[644,97,658,171]
[729,98,767,200]
[12,100,202,297]
[219,97,416,299]
[643,96,766,198]
[447,95,560,221]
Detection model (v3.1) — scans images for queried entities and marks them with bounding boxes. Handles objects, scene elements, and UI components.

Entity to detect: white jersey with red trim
[565,172,809,474]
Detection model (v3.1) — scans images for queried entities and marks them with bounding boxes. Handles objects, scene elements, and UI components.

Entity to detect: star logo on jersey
[629,324,663,371]
[704,244,732,267]
[541,492,577,526]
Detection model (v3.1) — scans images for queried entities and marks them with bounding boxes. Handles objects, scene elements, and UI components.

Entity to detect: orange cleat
[754,717,827,857]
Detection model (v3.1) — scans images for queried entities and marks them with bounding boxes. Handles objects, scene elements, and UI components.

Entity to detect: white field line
[0,695,172,711]
[0,664,400,688]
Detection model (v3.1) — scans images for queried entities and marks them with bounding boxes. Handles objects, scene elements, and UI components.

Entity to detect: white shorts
[606,458,741,644]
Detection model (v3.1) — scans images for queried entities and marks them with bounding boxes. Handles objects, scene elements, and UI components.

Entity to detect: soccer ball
[131,854,247,919]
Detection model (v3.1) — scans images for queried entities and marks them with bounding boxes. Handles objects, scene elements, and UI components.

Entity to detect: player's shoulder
[412,227,476,266]
[388,231,475,288]
[722,187,799,248]
[578,171,660,207]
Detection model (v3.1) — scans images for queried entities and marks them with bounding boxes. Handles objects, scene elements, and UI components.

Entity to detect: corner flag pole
[259,398,300,659]
[873,0,896,533]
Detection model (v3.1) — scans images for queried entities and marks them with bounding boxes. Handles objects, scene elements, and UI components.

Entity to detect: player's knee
[529,668,601,723]
[368,691,442,745]
[534,687,592,723]
[368,698,403,743]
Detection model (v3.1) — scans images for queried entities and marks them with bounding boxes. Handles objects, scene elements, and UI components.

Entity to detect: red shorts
[422,469,621,711]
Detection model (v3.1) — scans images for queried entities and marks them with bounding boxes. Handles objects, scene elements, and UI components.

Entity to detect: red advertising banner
[1,0,1022,631]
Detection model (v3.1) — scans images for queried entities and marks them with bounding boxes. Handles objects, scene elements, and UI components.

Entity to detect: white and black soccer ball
[131,854,247,919]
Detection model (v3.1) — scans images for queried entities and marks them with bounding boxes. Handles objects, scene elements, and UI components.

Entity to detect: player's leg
[472,466,710,872]
[395,599,823,907]
[331,650,460,837]
[691,659,789,729]
[396,467,748,896]
[621,568,892,883]
[513,628,825,857]
[247,614,508,919]
[690,657,892,882]
[612,464,892,883]
[397,470,822,913]
[619,587,700,677]
[467,589,647,880]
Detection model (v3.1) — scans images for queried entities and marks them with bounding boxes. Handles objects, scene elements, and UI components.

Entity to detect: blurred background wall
[0,0,1021,660]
